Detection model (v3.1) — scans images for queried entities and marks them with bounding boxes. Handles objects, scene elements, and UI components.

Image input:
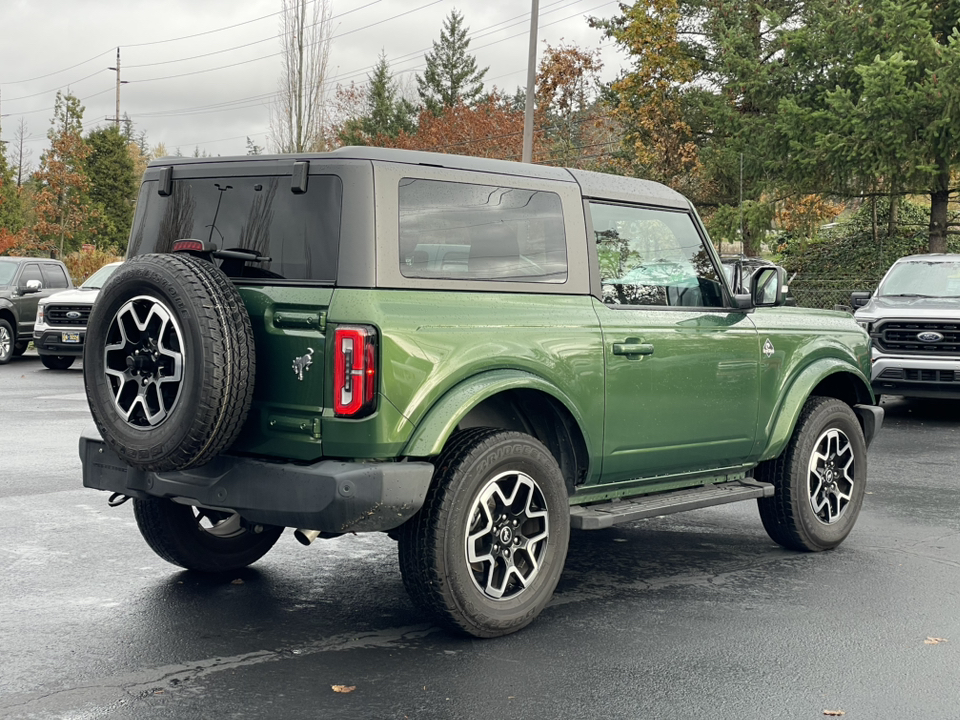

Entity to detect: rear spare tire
[84,253,256,472]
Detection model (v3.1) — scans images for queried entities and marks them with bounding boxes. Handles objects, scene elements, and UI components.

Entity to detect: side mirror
[21,279,42,294]
[751,266,784,307]
[849,291,872,309]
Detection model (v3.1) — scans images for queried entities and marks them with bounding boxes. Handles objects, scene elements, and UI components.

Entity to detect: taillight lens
[333,324,378,417]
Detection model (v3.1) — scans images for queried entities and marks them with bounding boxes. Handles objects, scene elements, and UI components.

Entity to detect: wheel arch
[758,359,873,461]
[402,369,593,494]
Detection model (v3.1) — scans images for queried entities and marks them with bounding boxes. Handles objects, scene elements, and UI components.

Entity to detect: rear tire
[40,354,75,370]
[133,497,283,572]
[757,396,867,552]
[398,428,570,638]
[13,340,28,357]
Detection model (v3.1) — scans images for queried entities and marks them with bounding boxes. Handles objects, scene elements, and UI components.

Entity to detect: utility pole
[106,48,129,129]
[521,0,539,164]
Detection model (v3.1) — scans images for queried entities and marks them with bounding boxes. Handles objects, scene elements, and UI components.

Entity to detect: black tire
[398,428,570,638]
[40,354,75,370]
[0,319,13,364]
[83,253,256,472]
[133,497,283,572]
[756,396,867,552]
[13,340,29,357]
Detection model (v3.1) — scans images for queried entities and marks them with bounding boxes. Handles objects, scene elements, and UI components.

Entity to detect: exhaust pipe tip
[295,528,322,546]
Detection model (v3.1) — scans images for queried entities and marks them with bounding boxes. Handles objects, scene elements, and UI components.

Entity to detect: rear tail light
[333,324,378,417]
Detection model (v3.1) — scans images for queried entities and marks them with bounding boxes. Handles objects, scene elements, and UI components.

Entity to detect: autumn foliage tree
[376,93,548,163]
[535,42,615,169]
[32,92,100,257]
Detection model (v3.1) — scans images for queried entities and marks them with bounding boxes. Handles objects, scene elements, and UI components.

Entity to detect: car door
[590,201,762,484]
[15,263,45,336]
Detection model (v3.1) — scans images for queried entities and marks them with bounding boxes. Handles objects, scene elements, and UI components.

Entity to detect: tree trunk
[887,194,899,238]
[929,155,950,253]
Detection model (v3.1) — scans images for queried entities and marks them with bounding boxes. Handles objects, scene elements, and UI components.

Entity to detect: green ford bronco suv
[80,147,882,637]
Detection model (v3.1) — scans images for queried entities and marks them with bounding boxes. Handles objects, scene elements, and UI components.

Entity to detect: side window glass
[19,264,43,288]
[399,177,567,283]
[590,202,723,308]
[41,264,69,288]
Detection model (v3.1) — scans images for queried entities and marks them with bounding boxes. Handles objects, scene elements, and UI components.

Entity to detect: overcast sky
[0,0,623,162]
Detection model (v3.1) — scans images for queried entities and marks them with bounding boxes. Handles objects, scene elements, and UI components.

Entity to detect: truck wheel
[13,340,29,357]
[41,354,75,370]
[398,428,570,638]
[757,396,867,552]
[0,319,13,364]
[84,253,256,472]
[133,497,283,572]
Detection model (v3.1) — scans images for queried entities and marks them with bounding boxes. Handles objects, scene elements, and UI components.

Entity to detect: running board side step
[569,479,774,530]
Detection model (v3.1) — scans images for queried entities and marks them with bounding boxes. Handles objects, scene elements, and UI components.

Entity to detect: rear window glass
[398,178,567,283]
[127,175,342,283]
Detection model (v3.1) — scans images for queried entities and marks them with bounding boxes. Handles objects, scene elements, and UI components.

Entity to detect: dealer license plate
[62,332,80,343]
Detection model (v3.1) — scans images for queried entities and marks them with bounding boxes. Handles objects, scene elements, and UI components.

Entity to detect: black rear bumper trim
[79,430,434,533]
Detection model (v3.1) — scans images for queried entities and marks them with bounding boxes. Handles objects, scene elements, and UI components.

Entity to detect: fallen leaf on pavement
[823,711,844,717]
[332,685,356,693]
[924,637,947,645]
[231,578,244,585]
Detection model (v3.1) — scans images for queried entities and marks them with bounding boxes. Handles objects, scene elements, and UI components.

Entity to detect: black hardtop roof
[146,147,690,210]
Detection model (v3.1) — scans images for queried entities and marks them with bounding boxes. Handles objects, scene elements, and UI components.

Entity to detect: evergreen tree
[339,53,417,145]
[597,0,960,253]
[417,10,488,115]
[774,0,960,252]
[86,125,137,253]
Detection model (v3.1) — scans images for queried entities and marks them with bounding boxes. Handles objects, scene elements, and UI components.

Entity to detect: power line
[125,0,386,70]
[129,0,599,121]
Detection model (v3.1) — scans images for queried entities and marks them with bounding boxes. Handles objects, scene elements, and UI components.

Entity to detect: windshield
[81,263,120,289]
[0,262,16,286]
[879,260,960,298]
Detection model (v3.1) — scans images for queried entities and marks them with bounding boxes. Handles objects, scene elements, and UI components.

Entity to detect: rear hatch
[127,160,343,461]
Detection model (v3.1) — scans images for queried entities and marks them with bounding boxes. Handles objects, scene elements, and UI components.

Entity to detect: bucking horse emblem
[292,347,314,381]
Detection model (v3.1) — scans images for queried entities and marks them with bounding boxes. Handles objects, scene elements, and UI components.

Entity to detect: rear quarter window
[398,178,567,284]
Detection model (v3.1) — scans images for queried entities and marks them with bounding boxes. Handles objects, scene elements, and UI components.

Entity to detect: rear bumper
[79,430,434,533]
[34,328,85,357]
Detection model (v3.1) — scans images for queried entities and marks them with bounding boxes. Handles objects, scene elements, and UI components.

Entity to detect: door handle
[612,342,654,357]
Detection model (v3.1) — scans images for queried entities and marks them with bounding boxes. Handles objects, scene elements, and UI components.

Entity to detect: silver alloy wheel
[103,295,185,428]
[0,324,10,359]
[808,427,855,524]
[465,470,550,600]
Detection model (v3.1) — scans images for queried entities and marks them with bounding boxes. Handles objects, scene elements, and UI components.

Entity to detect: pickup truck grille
[873,320,960,356]
[878,368,958,383]
[46,304,92,327]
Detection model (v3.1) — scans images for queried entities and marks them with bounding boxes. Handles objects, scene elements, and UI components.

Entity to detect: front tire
[133,497,283,572]
[40,354,75,370]
[757,396,867,552]
[0,319,13,364]
[398,428,570,638]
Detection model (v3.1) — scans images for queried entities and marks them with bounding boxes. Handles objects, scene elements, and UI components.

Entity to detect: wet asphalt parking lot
[1,349,959,720]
